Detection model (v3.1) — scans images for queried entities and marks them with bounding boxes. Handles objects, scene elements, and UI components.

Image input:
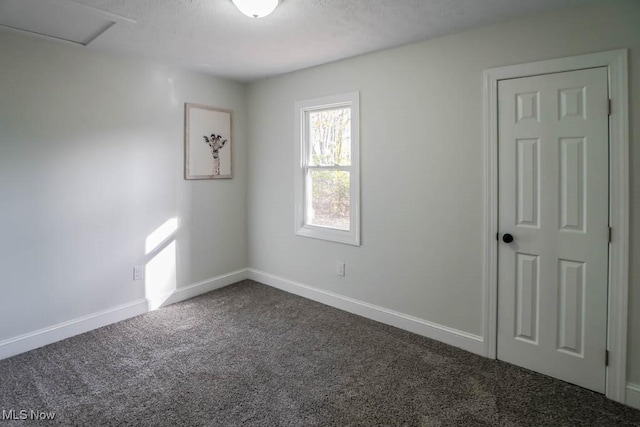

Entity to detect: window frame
[294,91,360,246]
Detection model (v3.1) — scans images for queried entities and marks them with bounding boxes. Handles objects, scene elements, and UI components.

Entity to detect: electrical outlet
[337,262,345,277]
[133,266,145,281]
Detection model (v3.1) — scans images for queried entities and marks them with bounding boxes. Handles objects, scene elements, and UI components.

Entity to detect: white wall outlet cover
[133,266,145,281]
[337,262,345,277]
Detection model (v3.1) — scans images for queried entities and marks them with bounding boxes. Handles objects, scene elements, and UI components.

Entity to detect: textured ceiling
[7,0,604,81]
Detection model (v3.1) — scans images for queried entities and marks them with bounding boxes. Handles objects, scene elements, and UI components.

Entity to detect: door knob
[502,233,514,243]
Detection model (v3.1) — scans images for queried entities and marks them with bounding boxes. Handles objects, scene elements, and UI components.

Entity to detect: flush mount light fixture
[231,0,280,18]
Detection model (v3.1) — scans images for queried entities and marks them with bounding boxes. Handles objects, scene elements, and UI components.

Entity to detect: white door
[497,67,609,393]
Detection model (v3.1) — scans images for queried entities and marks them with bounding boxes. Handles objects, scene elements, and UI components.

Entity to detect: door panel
[516,138,539,227]
[497,67,609,393]
[515,253,539,343]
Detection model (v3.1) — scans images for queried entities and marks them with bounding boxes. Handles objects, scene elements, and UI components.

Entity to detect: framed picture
[184,103,233,179]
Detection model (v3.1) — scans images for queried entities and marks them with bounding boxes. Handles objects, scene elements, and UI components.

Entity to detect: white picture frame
[185,103,233,180]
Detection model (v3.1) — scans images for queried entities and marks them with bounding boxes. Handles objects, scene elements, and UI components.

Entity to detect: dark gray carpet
[0,280,638,426]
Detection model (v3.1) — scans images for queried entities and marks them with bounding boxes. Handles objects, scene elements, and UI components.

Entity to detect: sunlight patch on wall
[146,218,178,254]
[145,241,177,310]
[145,218,179,310]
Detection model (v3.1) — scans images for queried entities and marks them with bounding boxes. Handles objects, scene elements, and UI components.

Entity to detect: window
[294,92,360,246]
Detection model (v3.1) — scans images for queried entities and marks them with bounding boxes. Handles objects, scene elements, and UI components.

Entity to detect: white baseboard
[0,299,149,361]
[627,383,640,410]
[0,269,249,361]
[247,269,485,356]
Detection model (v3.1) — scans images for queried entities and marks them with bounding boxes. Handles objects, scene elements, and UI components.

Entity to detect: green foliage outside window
[308,108,351,229]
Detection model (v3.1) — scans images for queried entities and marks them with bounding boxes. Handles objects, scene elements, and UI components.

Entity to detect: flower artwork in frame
[185,103,233,179]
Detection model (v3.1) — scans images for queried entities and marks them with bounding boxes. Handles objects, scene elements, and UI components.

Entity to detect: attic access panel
[0,0,133,46]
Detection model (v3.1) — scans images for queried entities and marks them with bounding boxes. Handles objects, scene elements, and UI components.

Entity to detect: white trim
[604,50,630,404]
[0,269,249,361]
[247,269,485,355]
[482,49,629,403]
[626,383,640,410]
[483,66,499,361]
[294,91,361,246]
[0,299,148,361]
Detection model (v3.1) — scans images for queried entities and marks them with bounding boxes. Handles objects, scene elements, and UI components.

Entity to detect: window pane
[308,108,351,166]
[308,170,350,230]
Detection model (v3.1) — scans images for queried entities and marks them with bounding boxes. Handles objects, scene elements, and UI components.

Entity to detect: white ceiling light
[231,0,280,19]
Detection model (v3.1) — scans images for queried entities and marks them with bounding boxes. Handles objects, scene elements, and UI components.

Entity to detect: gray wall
[0,31,248,340]
[247,0,640,383]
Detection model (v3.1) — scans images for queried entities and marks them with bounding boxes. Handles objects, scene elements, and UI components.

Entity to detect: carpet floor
[0,280,639,426]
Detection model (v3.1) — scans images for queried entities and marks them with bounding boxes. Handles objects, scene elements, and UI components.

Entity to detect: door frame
[482,49,629,403]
